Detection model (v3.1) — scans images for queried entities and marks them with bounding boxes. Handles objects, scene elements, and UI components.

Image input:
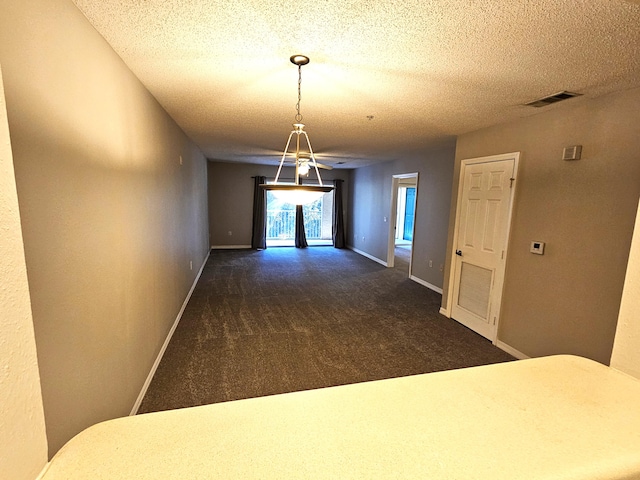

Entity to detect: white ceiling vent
[525,91,582,108]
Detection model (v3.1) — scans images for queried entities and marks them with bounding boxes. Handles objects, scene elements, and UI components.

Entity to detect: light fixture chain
[295,64,303,123]
[258,55,333,205]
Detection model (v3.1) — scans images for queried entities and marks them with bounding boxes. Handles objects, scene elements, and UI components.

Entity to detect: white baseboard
[495,340,530,360]
[211,244,252,250]
[409,275,443,294]
[437,306,528,359]
[130,251,210,416]
[348,246,388,266]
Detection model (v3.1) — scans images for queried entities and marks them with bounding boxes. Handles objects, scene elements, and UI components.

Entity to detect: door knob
[455,250,463,256]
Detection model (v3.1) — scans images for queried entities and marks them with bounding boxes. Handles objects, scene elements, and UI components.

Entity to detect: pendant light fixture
[260,55,333,205]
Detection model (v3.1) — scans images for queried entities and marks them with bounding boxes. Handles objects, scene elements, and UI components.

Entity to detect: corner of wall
[610,199,640,379]
[0,63,48,480]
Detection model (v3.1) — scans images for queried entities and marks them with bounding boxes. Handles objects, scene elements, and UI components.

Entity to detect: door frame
[387,173,419,272]
[443,152,520,343]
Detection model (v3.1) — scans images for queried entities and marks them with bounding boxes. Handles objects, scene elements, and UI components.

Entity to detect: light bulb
[298,163,310,176]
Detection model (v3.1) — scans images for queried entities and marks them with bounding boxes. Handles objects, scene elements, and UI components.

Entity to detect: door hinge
[509,178,515,188]
[493,316,497,325]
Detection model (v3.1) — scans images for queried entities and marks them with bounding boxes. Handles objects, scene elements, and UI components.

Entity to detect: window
[396,186,416,242]
[403,187,416,241]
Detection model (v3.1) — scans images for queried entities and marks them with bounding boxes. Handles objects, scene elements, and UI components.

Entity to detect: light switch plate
[530,241,545,255]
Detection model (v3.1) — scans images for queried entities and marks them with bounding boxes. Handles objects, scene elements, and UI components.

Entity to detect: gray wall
[443,87,640,364]
[1,0,210,456]
[348,141,456,289]
[208,161,351,247]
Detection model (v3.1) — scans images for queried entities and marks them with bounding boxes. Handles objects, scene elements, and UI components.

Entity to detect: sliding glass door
[266,191,333,246]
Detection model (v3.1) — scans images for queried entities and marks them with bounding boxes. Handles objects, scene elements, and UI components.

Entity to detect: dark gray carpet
[138,247,513,414]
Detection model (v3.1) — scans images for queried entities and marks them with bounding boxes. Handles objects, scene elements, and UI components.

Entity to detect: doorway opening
[387,173,419,273]
[265,190,334,247]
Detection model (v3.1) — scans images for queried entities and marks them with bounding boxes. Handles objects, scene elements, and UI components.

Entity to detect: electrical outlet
[228,231,232,236]
[189,261,193,270]
[429,260,433,268]
[179,155,183,165]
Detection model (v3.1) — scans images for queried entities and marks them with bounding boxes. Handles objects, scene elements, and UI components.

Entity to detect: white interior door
[450,155,518,341]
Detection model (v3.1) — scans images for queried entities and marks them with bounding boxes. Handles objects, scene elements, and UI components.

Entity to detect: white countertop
[40,355,640,479]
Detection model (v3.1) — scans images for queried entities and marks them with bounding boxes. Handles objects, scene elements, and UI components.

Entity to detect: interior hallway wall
[0,0,210,456]
[348,141,456,290]
[444,87,640,364]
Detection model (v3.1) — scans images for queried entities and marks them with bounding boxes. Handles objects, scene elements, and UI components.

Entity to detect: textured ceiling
[71,0,640,168]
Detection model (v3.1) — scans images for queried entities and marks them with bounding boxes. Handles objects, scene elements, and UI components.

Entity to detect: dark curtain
[295,205,308,248]
[251,176,267,250]
[332,179,346,249]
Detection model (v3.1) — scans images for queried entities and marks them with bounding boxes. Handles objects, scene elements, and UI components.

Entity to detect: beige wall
[0,0,209,456]
[0,65,48,480]
[611,200,640,378]
[208,161,350,248]
[443,87,640,364]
